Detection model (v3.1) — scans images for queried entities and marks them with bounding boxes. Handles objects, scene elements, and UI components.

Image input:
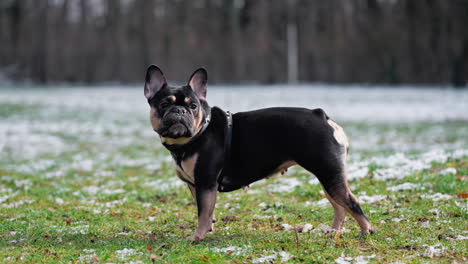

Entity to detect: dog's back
[219,107,345,191]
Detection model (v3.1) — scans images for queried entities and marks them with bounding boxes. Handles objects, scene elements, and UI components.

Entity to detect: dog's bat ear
[144,65,167,100]
[188,68,207,100]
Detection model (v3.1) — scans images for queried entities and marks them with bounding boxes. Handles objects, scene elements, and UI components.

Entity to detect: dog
[144,65,374,242]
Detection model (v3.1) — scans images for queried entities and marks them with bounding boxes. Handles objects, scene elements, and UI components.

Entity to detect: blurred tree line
[0,0,467,86]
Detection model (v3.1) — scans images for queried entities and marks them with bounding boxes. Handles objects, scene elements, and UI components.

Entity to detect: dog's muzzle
[159,113,194,138]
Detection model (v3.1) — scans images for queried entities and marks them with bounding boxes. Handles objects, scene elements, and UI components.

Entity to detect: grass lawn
[0,87,467,263]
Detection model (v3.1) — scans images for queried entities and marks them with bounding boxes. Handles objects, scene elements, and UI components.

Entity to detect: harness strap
[218,111,233,190]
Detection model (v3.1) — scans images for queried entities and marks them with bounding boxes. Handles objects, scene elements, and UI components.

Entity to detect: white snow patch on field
[387,182,420,191]
[212,246,251,256]
[358,194,387,204]
[2,199,35,208]
[308,198,329,208]
[81,186,125,195]
[0,191,18,203]
[281,223,313,233]
[115,248,141,260]
[440,167,457,175]
[268,177,302,193]
[55,224,90,235]
[422,193,453,201]
[208,86,468,122]
[143,178,185,191]
[335,254,376,264]
[424,244,447,258]
[1,86,467,161]
[252,251,292,263]
[348,149,468,182]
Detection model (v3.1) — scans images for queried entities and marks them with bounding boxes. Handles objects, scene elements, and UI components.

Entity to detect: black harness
[217,111,233,190]
[162,110,233,187]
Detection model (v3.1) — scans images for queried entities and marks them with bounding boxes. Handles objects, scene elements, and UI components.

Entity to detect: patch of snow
[358,195,386,204]
[252,251,292,263]
[440,167,457,175]
[424,243,446,258]
[115,248,141,260]
[81,186,125,195]
[421,193,453,202]
[387,182,419,191]
[14,179,32,190]
[428,208,440,216]
[302,223,313,233]
[309,198,329,208]
[335,254,376,264]
[2,199,35,208]
[144,179,185,191]
[0,192,18,203]
[212,246,250,256]
[268,177,302,193]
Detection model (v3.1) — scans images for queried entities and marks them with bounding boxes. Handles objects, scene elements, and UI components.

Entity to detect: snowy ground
[1,85,467,160]
[0,85,467,263]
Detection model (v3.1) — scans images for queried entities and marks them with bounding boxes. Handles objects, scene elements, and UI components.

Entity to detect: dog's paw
[187,234,203,243]
[358,228,375,239]
[324,228,340,236]
[188,230,209,243]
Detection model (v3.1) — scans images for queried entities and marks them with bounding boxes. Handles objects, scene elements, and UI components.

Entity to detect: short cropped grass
[0,88,467,263]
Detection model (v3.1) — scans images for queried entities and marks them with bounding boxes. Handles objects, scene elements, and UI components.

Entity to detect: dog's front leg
[189,186,217,242]
[188,184,216,224]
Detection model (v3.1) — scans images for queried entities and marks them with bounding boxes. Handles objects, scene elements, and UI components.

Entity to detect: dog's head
[144,65,209,145]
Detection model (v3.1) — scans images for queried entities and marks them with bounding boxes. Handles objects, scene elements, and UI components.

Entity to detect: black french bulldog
[144,65,374,242]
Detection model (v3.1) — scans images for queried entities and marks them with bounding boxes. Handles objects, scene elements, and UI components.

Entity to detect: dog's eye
[160,102,170,109]
[189,103,197,110]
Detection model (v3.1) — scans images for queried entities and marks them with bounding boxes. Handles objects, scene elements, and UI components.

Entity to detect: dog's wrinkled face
[144,66,208,144]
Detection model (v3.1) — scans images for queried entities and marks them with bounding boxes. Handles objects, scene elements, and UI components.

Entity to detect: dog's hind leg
[325,191,346,231]
[187,183,196,203]
[324,180,373,237]
[299,160,373,236]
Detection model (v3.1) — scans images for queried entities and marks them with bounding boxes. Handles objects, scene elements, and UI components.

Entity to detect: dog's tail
[327,118,349,158]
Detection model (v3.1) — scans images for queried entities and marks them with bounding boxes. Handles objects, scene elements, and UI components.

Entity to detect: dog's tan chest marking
[174,153,198,185]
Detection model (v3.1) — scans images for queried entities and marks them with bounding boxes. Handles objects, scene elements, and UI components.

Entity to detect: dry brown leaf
[92,255,101,263]
[154,243,166,251]
[334,231,342,240]
[147,243,152,253]
[222,215,237,222]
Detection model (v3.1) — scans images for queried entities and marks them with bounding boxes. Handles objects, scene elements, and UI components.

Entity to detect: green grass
[0,102,467,263]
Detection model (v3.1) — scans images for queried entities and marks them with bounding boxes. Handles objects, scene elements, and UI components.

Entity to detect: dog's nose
[174,108,187,115]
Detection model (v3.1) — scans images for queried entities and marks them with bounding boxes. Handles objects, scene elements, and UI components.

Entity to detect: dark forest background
[0,0,467,86]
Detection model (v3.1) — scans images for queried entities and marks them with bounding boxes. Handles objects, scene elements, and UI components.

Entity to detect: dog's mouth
[160,123,193,138]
